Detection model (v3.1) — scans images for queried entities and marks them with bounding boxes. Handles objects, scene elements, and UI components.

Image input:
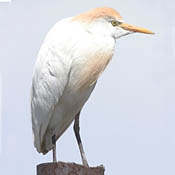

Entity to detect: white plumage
[31,7,154,165]
[31,17,115,153]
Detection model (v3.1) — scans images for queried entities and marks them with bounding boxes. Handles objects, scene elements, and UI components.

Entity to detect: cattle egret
[31,7,154,166]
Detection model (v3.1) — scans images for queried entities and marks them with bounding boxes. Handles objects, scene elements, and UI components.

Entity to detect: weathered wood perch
[37,161,105,175]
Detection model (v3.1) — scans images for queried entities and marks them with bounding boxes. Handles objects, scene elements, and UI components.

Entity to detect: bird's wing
[31,18,76,153]
[31,41,72,153]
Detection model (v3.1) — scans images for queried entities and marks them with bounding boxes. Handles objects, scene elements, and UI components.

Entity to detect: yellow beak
[119,23,154,34]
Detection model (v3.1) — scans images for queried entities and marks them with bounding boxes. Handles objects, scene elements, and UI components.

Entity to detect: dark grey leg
[52,134,57,162]
[73,112,89,167]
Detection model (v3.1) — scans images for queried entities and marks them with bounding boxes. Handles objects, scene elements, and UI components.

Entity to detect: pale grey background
[0,0,175,175]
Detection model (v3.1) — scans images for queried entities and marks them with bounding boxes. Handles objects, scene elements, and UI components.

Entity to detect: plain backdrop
[0,0,175,175]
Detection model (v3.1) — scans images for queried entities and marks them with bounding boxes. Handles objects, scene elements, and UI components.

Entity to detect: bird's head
[72,7,154,39]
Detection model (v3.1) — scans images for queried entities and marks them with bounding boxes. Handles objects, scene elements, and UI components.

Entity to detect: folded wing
[31,41,71,153]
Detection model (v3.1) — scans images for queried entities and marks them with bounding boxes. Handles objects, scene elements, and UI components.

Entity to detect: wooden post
[37,161,105,175]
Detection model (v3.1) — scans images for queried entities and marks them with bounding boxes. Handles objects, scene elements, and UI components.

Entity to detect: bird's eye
[111,20,121,26]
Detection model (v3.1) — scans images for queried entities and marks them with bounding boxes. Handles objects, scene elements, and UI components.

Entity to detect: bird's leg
[52,134,57,163]
[73,112,89,167]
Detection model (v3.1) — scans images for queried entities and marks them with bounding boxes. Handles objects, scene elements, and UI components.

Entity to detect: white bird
[31,7,154,166]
